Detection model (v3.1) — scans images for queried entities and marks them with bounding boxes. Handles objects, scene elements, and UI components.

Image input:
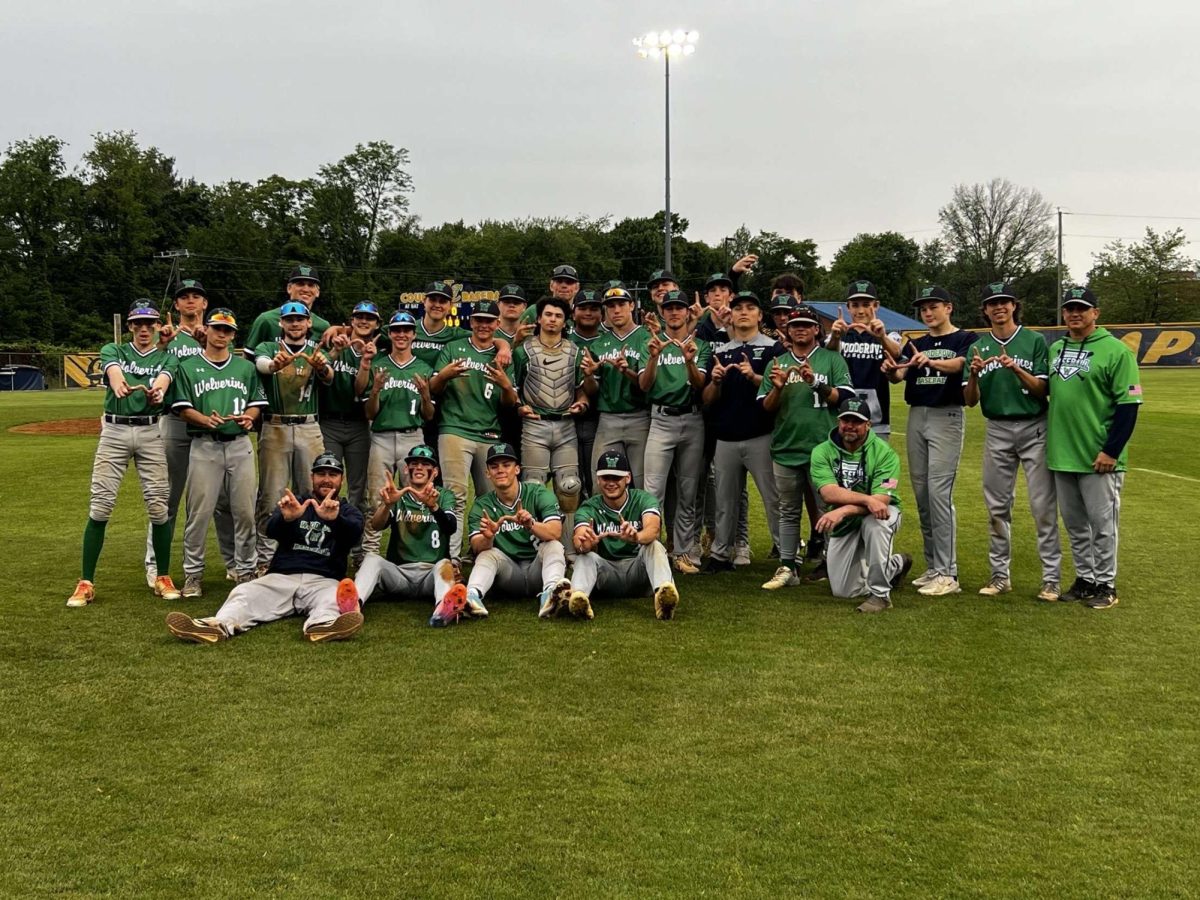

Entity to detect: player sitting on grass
[463,443,572,620]
[353,445,467,627]
[566,449,679,621]
[809,398,912,613]
[165,454,365,644]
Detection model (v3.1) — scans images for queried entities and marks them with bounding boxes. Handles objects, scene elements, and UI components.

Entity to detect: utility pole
[155,249,191,310]
[663,53,672,272]
[1056,210,1064,326]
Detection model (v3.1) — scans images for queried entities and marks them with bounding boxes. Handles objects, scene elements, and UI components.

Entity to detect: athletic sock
[81,518,107,582]
[151,521,172,575]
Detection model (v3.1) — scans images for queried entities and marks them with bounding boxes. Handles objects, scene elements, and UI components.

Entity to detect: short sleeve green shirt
[371,355,434,433]
[810,432,902,537]
[318,343,367,419]
[244,308,330,354]
[963,326,1050,419]
[412,320,468,367]
[170,353,268,437]
[591,326,651,414]
[253,338,322,416]
[757,347,854,466]
[468,482,562,562]
[385,486,456,565]
[574,488,662,561]
[434,339,514,442]
[99,342,177,416]
[646,337,711,407]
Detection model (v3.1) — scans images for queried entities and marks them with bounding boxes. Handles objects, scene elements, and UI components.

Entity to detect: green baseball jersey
[757,347,854,466]
[434,339,514,442]
[1046,327,1143,473]
[569,330,603,352]
[318,342,367,419]
[646,337,711,407]
[170,353,268,437]
[253,339,322,416]
[99,342,177,416]
[164,329,205,362]
[468,482,562,562]
[384,485,456,565]
[574,488,661,561]
[244,307,331,354]
[591,326,651,414]
[963,326,1049,419]
[371,354,434,432]
[810,431,902,537]
[412,320,468,367]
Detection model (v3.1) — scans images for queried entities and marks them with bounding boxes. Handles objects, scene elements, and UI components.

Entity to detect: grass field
[3,371,1199,898]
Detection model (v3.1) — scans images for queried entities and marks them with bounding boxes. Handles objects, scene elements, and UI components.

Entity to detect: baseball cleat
[568,590,594,620]
[889,553,914,590]
[1084,585,1119,610]
[1036,581,1062,602]
[978,576,1012,596]
[304,610,364,642]
[225,568,237,582]
[732,542,753,567]
[700,557,734,575]
[918,575,962,597]
[537,578,572,619]
[166,611,227,644]
[672,556,700,575]
[154,575,182,601]
[762,565,800,590]
[145,566,158,590]
[181,574,203,598]
[429,584,468,627]
[654,582,679,621]
[911,568,937,588]
[464,588,489,620]
[802,561,829,583]
[335,578,360,614]
[1059,578,1096,603]
[67,580,95,608]
[856,596,892,613]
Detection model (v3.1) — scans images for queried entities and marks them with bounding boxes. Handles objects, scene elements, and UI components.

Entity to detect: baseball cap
[485,442,519,464]
[405,444,438,465]
[837,396,871,422]
[603,287,633,304]
[469,300,500,319]
[647,269,677,287]
[1061,286,1098,308]
[388,311,417,330]
[287,264,320,285]
[846,280,879,301]
[352,301,381,318]
[599,279,626,294]
[913,285,952,306]
[981,281,1017,304]
[573,288,601,307]
[205,308,238,330]
[704,272,734,291]
[770,294,796,312]
[730,290,762,309]
[311,452,344,473]
[424,281,453,299]
[280,301,310,318]
[787,304,821,326]
[498,284,527,303]
[660,289,689,308]
[127,301,160,321]
[173,278,206,298]
[551,264,579,283]
[596,448,631,477]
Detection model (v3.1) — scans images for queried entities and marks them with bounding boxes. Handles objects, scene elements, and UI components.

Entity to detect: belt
[104,414,159,426]
[264,414,318,425]
[379,426,421,434]
[197,431,243,442]
[538,412,568,421]
[320,411,365,422]
[654,404,699,417]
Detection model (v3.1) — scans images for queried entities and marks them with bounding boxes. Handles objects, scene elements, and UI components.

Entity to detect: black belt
[104,414,159,426]
[197,431,243,442]
[538,412,568,421]
[265,414,318,425]
[654,404,699,417]
[320,411,365,422]
[379,426,421,434]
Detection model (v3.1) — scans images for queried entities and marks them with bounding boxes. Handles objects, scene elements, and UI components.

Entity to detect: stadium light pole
[633,29,698,272]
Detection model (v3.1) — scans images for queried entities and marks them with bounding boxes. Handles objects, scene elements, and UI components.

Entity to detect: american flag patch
[882,478,898,489]
[1128,384,1142,396]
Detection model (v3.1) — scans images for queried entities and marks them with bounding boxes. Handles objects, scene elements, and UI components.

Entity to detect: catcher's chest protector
[522,341,578,412]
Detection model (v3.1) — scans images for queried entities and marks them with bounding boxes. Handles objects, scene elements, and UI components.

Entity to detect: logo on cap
[312,452,343,472]
[406,444,436,462]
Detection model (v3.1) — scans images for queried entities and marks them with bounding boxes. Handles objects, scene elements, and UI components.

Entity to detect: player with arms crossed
[463,443,571,620]
[568,449,679,621]
[963,282,1061,601]
[69,302,179,606]
[165,454,365,643]
[810,397,912,613]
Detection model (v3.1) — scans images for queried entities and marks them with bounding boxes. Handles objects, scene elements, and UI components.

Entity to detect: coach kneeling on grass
[567,449,679,621]
[166,453,365,644]
[809,397,912,613]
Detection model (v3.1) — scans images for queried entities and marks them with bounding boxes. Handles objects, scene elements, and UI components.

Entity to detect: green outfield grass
[2,370,1198,898]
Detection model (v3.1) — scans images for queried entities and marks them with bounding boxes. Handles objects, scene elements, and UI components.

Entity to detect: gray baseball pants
[354,554,456,605]
[255,420,325,565]
[521,418,581,503]
[320,418,371,512]
[182,435,258,579]
[145,413,235,574]
[592,412,650,488]
[362,428,425,555]
[437,433,491,559]
[906,405,965,577]
[701,462,750,550]
[1054,471,1124,588]
[712,434,780,561]
[570,541,673,597]
[468,541,567,603]
[90,421,169,524]
[773,461,819,566]
[983,417,1061,583]
[827,507,905,602]
[643,410,706,559]
[211,572,341,634]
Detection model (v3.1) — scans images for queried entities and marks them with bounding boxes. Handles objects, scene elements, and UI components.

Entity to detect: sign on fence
[64,353,104,388]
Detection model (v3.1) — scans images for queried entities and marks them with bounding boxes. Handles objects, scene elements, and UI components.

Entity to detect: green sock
[151,521,172,576]
[82,518,107,582]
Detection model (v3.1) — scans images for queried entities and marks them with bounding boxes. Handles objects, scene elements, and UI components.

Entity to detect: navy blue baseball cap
[498,284,527,303]
[770,294,796,312]
[352,301,381,318]
[596,448,631,477]
[1061,286,1098,308]
[551,264,579,283]
[846,280,879,301]
[485,442,519,464]
[647,269,677,287]
[388,311,417,330]
[837,396,871,421]
[730,290,762,310]
[573,289,601,307]
[173,278,206,298]
[280,301,310,318]
[914,285,953,306]
[424,281,453,299]
[704,272,734,291]
[311,452,343,473]
[660,289,689,308]
[288,264,320,284]
[470,300,500,319]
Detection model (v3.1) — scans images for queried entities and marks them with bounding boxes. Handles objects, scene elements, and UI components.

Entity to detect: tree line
[0,132,1194,347]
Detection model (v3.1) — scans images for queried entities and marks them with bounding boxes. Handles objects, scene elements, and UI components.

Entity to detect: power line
[1066,212,1200,222]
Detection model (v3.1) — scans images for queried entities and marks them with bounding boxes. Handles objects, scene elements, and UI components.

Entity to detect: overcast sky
[4,0,1198,282]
